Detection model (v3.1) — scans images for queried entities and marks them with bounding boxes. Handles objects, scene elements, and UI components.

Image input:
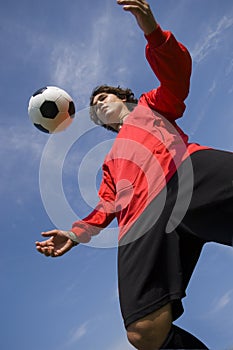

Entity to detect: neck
[119,111,130,124]
[117,112,130,131]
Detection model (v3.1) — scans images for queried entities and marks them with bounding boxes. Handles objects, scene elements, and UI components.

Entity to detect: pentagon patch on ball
[28,86,76,133]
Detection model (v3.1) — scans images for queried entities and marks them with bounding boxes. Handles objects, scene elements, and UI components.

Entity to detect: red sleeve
[139,26,192,120]
[71,162,116,243]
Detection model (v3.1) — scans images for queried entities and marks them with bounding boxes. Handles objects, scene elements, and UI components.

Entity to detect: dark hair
[89,85,138,132]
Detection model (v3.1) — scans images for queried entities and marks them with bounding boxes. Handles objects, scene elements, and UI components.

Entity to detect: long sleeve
[139,26,192,120]
[71,161,116,243]
[70,27,193,243]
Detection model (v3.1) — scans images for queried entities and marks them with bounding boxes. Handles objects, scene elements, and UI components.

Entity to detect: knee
[126,304,172,350]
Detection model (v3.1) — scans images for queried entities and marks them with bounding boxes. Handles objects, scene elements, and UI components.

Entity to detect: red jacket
[71,26,209,243]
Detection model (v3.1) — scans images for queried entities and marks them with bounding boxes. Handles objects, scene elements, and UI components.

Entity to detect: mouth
[100,105,108,113]
[96,105,109,124]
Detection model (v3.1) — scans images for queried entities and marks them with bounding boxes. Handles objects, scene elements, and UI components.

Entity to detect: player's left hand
[35,229,76,257]
[117,0,158,35]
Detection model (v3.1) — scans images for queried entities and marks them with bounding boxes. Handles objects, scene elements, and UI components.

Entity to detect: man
[36,1,233,349]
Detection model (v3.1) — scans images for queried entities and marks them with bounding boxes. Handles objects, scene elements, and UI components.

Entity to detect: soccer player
[36,1,233,349]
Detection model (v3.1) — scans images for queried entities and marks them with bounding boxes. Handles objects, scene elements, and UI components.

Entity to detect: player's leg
[176,149,233,245]
[126,305,208,349]
[161,324,208,349]
[118,164,209,349]
[118,211,206,349]
[126,303,172,349]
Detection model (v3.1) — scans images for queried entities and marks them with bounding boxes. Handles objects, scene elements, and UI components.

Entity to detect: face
[92,93,128,130]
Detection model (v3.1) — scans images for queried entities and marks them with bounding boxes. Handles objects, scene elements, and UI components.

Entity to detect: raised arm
[117,0,192,120]
[142,27,192,120]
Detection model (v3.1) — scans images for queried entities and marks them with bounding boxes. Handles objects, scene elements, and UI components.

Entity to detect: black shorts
[118,149,233,328]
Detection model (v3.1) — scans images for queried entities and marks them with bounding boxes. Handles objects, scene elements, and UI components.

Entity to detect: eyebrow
[92,93,107,105]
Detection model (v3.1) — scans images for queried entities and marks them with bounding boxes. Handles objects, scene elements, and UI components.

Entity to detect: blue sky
[1,0,233,349]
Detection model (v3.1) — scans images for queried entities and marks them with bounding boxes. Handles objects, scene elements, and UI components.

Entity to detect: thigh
[117,166,209,328]
[188,149,233,207]
[181,149,233,245]
[118,226,182,328]
[117,181,204,328]
[126,303,172,349]
[117,149,233,328]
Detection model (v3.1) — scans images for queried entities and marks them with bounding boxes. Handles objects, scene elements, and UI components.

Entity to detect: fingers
[35,238,54,257]
[35,239,54,248]
[41,229,59,237]
[35,239,73,258]
[35,230,75,258]
[117,0,147,12]
[117,0,147,5]
[117,0,157,35]
[52,240,74,257]
[36,233,56,257]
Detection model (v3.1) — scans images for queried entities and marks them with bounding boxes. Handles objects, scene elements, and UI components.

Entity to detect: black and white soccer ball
[28,86,76,133]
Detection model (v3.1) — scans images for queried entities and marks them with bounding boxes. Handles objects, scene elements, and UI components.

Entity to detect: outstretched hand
[117,0,158,35]
[35,230,77,258]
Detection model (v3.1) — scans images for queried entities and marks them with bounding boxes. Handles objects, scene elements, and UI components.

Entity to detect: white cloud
[67,321,89,345]
[111,285,120,303]
[49,6,138,108]
[208,80,217,94]
[0,120,52,221]
[210,289,233,315]
[225,58,233,77]
[0,124,45,193]
[0,125,44,156]
[192,15,233,63]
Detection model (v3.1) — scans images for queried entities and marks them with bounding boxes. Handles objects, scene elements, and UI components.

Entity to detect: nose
[94,99,102,111]
[96,99,104,107]
[96,100,107,114]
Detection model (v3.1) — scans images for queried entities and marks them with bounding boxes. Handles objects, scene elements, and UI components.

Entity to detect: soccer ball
[28,86,76,133]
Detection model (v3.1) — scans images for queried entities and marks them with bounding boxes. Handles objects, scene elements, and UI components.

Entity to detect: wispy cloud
[111,285,120,303]
[192,15,233,63]
[225,58,233,77]
[0,125,44,156]
[0,124,45,195]
[204,289,233,317]
[49,5,138,108]
[67,321,89,345]
[208,79,217,94]
[212,289,233,313]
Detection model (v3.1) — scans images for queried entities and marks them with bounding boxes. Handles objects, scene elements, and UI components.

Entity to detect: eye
[93,93,108,107]
[98,94,107,102]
